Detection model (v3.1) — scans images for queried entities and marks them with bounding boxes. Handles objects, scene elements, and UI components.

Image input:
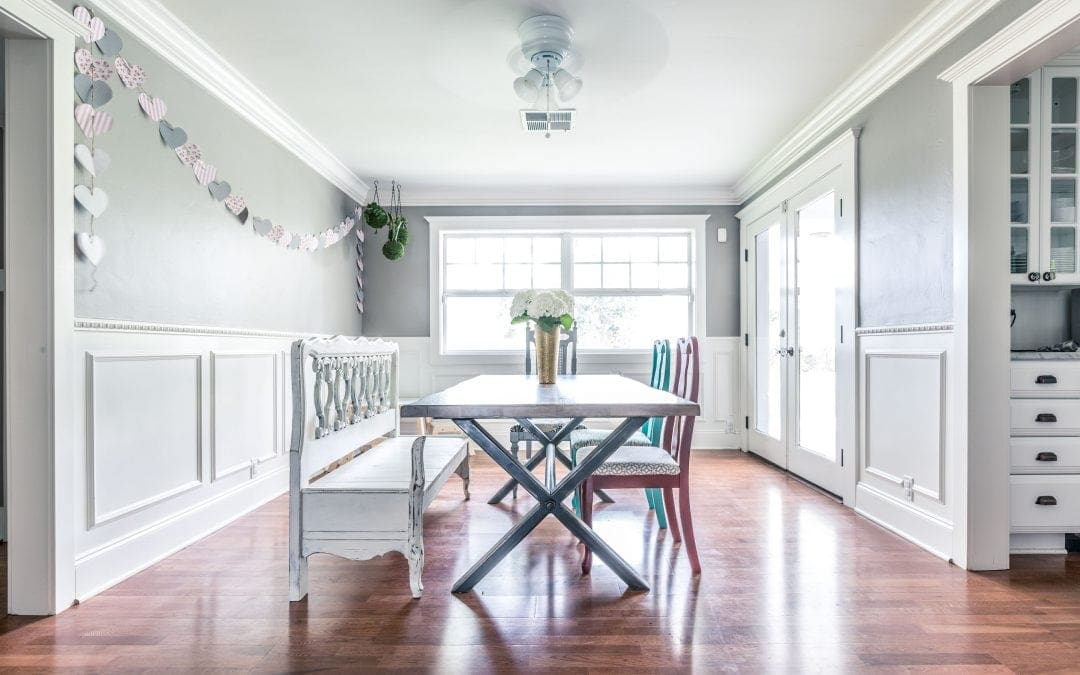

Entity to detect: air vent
[520,109,575,133]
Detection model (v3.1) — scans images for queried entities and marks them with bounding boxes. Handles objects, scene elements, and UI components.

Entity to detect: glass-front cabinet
[1012,67,1080,285]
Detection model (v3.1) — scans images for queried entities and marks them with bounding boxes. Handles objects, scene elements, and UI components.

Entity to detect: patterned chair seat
[577,445,680,476]
[509,419,586,435]
[569,428,651,451]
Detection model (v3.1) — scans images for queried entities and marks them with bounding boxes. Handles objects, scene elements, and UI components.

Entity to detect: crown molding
[88,0,370,204]
[13,0,90,38]
[734,0,1004,203]
[401,185,740,207]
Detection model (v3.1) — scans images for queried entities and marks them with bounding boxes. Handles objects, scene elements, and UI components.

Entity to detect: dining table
[400,374,700,593]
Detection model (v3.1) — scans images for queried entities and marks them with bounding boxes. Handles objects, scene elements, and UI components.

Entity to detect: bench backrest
[290,336,399,485]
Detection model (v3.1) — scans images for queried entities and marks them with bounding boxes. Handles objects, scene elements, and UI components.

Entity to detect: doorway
[740,133,857,501]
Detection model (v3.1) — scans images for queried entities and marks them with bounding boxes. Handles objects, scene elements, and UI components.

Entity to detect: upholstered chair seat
[569,428,651,451]
[577,444,680,476]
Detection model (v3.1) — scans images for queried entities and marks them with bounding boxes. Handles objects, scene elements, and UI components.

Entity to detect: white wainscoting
[855,324,956,561]
[392,336,743,450]
[73,319,297,600]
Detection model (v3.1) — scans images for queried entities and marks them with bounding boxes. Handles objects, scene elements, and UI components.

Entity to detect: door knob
[1044,271,1057,282]
[1029,272,1040,282]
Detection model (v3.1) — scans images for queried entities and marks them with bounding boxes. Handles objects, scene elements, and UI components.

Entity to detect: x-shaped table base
[487,423,615,505]
[451,416,650,593]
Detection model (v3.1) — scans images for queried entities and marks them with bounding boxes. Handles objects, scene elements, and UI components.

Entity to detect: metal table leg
[452,417,650,593]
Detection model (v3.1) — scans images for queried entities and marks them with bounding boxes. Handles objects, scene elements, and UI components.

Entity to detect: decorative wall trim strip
[75,317,329,340]
[88,0,370,203]
[855,322,955,336]
[734,0,1003,202]
[20,0,90,38]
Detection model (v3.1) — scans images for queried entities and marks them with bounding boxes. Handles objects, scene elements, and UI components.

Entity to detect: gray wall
[67,2,360,334]
[361,205,740,337]
[747,0,1040,327]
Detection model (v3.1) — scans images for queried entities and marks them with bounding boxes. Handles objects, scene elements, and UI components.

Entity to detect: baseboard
[855,482,953,563]
[73,466,288,602]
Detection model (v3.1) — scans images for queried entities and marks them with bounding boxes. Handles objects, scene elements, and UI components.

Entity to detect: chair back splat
[525,322,579,376]
[642,339,671,446]
[662,337,700,467]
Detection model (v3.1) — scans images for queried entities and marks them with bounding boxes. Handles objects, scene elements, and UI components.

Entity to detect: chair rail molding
[734,0,1004,203]
[87,0,370,203]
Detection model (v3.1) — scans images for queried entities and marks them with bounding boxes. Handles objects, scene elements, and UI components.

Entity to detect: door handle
[1036,413,1058,423]
[1035,451,1059,462]
[1045,271,1057,282]
[1035,495,1058,506]
[775,347,795,357]
[1029,272,1040,282]
[1036,375,1058,384]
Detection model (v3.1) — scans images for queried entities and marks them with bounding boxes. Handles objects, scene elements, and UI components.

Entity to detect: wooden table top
[400,374,700,420]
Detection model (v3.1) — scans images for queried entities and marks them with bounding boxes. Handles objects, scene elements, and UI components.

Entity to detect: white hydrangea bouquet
[510,289,575,333]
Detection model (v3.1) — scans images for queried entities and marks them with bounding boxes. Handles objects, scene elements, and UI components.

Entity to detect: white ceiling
[156,0,934,203]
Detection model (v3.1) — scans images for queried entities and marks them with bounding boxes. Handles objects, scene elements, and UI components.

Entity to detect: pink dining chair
[579,336,701,575]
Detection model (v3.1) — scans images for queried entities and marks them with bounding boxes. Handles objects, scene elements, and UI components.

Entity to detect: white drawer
[1010,475,1080,531]
[1011,437,1080,473]
[1010,399,1080,435]
[1012,361,1080,397]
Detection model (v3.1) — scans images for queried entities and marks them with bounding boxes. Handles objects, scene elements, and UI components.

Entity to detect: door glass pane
[1050,227,1077,274]
[795,192,837,460]
[1011,128,1029,174]
[1011,177,1029,223]
[1010,78,1030,124]
[1052,130,1076,173]
[1053,77,1078,124]
[1052,178,1077,223]
[1011,227,1029,274]
[754,223,783,441]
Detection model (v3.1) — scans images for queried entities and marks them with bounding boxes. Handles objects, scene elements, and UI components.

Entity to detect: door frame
[0,0,82,614]
[940,0,1080,570]
[738,129,860,505]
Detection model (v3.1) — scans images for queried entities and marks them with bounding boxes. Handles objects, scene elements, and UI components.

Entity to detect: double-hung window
[431,216,705,355]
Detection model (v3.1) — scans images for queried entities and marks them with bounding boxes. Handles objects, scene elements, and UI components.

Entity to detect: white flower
[509,288,573,322]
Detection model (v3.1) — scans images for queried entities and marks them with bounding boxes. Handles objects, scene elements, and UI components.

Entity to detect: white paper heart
[300,234,319,252]
[75,232,106,265]
[74,104,113,138]
[137,92,167,121]
[114,57,145,89]
[74,184,108,217]
[75,144,111,177]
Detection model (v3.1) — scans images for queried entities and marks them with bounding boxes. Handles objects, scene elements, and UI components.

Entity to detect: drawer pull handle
[1036,375,1058,384]
[1036,451,1059,462]
[1036,413,1058,423]
[1036,495,1058,506]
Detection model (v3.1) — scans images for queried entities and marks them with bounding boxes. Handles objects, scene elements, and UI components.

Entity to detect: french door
[745,170,856,500]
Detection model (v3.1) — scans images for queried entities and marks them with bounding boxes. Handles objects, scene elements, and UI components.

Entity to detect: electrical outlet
[902,475,915,501]
[250,458,259,478]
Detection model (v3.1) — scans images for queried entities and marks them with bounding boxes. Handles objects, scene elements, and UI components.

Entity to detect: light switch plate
[717,227,728,243]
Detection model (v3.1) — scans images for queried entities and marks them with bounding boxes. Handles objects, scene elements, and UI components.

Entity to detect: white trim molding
[855,323,955,336]
[734,0,1004,203]
[75,317,324,340]
[9,0,88,38]
[88,0,370,203]
[403,185,740,207]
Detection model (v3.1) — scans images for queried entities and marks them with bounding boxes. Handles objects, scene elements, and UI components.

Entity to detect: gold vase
[534,324,560,385]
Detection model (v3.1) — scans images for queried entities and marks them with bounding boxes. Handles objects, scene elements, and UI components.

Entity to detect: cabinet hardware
[1044,271,1057,282]
[1029,272,1040,282]
[1036,413,1058,423]
[1035,451,1059,462]
[1035,495,1058,506]
[1036,375,1058,384]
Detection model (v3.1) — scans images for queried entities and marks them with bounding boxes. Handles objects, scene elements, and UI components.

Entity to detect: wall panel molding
[209,351,282,481]
[855,323,955,336]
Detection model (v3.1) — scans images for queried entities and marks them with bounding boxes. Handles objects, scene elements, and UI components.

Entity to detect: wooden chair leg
[678,483,701,574]
[581,478,594,574]
[663,487,681,543]
[647,488,668,529]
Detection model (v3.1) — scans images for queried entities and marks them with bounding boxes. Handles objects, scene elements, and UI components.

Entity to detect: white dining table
[401,374,700,593]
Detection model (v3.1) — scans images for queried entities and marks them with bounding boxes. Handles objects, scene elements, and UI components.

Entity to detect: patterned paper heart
[73,184,108,217]
[300,234,319,252]
[74,143,111,176]
[74,103,113,138]
[75,232,106,266]
[95,29,123,57]
[192,159,217,186]
[252,217,273,236]
[75,50,113,81]
[268,224,289,246]
[174,143,201,166]
[74,75,112,108]
[158,121,188,149]
[224,194,246,216]
[73,7,105,43]
[114,57,145,89]
[208,180,231,201]
[137,92,167,121]
[320,230,340,248]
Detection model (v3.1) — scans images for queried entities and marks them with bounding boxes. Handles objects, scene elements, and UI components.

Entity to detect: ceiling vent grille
[520,109,575,133]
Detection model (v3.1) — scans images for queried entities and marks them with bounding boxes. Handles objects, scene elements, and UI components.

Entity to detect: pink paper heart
[74,49,113,81]
[224,194,247,216]
[192,159,217,186]
[300,234,319,252]
[174,143,201,166]
[137,92,167,121]
[74,103,112,138]
[114,57,145,89]
[73,7,105,43]
[74,48,92,74]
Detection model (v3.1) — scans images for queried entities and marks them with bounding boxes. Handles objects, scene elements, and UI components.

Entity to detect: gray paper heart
[252,216,273,236]
[95,29,123,57]
[287,237,301,251]
[355,288,364,302]
[74,73,93,101]
[84,79,112,108]
[158,121,188,149]
[208,180,231,201]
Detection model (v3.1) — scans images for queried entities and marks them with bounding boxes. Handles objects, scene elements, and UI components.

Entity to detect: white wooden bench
[288,336,469,600]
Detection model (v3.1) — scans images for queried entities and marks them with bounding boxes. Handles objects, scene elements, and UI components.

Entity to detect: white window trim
[426,214,709,365]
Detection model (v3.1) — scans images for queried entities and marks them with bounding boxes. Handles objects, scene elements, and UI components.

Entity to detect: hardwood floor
[2,450,1080,672]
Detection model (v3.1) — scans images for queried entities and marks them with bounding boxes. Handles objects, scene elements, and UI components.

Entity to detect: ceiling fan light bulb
[513,75,539,103]
[553,69,582,101]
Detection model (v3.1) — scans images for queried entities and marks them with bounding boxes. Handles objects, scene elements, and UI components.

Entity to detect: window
[432,216,704,355]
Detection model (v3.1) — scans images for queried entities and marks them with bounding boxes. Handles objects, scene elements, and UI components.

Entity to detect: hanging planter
[362,181,390,229]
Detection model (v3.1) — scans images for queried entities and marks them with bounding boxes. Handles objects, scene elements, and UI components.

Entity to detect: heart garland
[69,4,366,277]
